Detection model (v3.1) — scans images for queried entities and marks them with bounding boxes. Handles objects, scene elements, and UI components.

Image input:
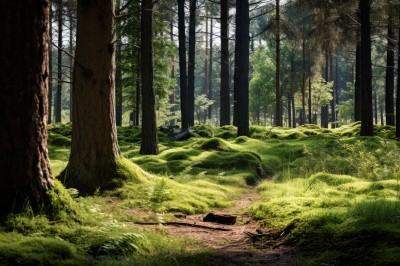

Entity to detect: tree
[0,0,54,216]
[64,0,121,194]
[188,0,197,127]
[220,0,230,126]
[384,8,395,126]
[234,0,250,136]
[359,0,373,136]
[275,0,282,126]
[55,0,63,123]
[397,25,400,139]
[140,0,158,155]
[177,0,189,131]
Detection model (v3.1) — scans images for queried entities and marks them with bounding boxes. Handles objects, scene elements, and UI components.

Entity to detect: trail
[135,187,302,265]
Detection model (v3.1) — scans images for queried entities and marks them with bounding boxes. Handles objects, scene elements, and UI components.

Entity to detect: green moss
[48,123,72,137]
[235,136,251,143]
[198,137,236,152]
[49,134,72,146]
[0,237,78,266]
[309,173,358,186]
[115,157,149,184]
[194,125,214,138]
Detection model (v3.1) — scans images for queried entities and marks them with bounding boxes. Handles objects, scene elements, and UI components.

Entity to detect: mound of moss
[194,125,215,138]
[49,134,71,146]
[309,172,358,186]
[198,137,236,152]
[48,123,72,137]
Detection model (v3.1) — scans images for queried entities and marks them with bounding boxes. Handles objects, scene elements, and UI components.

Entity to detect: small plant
[146,178,171,213]
[99,232,147,258]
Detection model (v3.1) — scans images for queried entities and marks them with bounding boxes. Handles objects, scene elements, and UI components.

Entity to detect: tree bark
[48,6,53,124]
[140,0,158,155]
[135,50,140,126]
[290,53,296,128]
[64,0,121,195]
[203,13,210,123]
[208,17,213,121]
[69,9,74,123]
[301,30,306,125]
[169,22,176,126]
[330,54,336,128]
[178,0,189,131]
[385,11,395,126]
[275,0,282,127]
[0,0,54,216]
[359,0,373,136]
[55,0,63,123]
[396,26,400,138]
[188,0,197,126]
[234,0,250,136]
[220,0,230,126]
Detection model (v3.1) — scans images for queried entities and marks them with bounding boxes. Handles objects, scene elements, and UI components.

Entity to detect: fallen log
[203,213,237,225]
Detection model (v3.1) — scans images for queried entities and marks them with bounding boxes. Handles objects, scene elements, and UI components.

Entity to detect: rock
[203,213,237,225]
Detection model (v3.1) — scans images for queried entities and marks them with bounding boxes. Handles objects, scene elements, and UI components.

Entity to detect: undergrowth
[1,122,397,265]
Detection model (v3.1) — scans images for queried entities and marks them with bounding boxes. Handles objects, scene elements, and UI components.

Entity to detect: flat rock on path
[135,188,302,265]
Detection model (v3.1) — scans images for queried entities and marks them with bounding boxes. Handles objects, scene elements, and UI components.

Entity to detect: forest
[0,0,400,265]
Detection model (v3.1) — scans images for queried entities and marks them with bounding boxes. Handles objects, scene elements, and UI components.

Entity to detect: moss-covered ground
[1,122,399,265]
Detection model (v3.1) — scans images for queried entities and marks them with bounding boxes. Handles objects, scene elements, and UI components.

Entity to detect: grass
[1,122,399,265]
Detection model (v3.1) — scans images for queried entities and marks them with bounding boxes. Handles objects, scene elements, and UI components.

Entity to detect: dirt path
[135,187,302,265]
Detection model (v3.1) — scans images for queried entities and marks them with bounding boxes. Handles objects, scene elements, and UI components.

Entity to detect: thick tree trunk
[188,0,197,126]
[220,0,230,126]
[140,0,158,155]
[385,11,395,126]
[234,0,250,136]
[65,0,121,194]
[55,0,63,123]
[275,0,282,127]
[0,0,54,216]
[178,0,189,131]
[359,0,373,136]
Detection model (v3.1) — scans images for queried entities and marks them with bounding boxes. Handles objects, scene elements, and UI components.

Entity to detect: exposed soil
[132,188,303,265]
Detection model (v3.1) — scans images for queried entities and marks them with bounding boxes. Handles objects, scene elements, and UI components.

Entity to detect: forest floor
[134,187,303,265]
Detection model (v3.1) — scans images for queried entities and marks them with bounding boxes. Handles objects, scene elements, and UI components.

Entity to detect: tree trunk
[135,50,140,126]
[208,17,213,121]
[220,0,230,126]
[115,8,123,127]
[354,41,362,122]
[169,22,176,126]
[203,13,210,123]
[69,10,74,123]
[234,0,250,136]
[359,0,373,136]
[396,26,400,138]
[178,0,189,131]
[188,0,197,126]
[308,76,312,124]
[321,51,329,128]
[385,11,395,126]
[0,0,54,216]
[48,5,53,124]
[65,0,121,195]
[301,31,306,125]
[330,55,336,128]
[140,0,158,155]
[290,53,296,128]
[55,0,63,123]
[275,0,282,127]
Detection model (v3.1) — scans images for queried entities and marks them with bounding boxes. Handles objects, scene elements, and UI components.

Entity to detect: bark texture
[359,0,373,136]
[220,0,230,126]
[0,0,54,216]
[140,0,158,155]
[275,0,282,127]
[385,11,395,126]
[234,0,250,136]
[178,0,189,131]
[188,0,197,126]
[65,0,121,194]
